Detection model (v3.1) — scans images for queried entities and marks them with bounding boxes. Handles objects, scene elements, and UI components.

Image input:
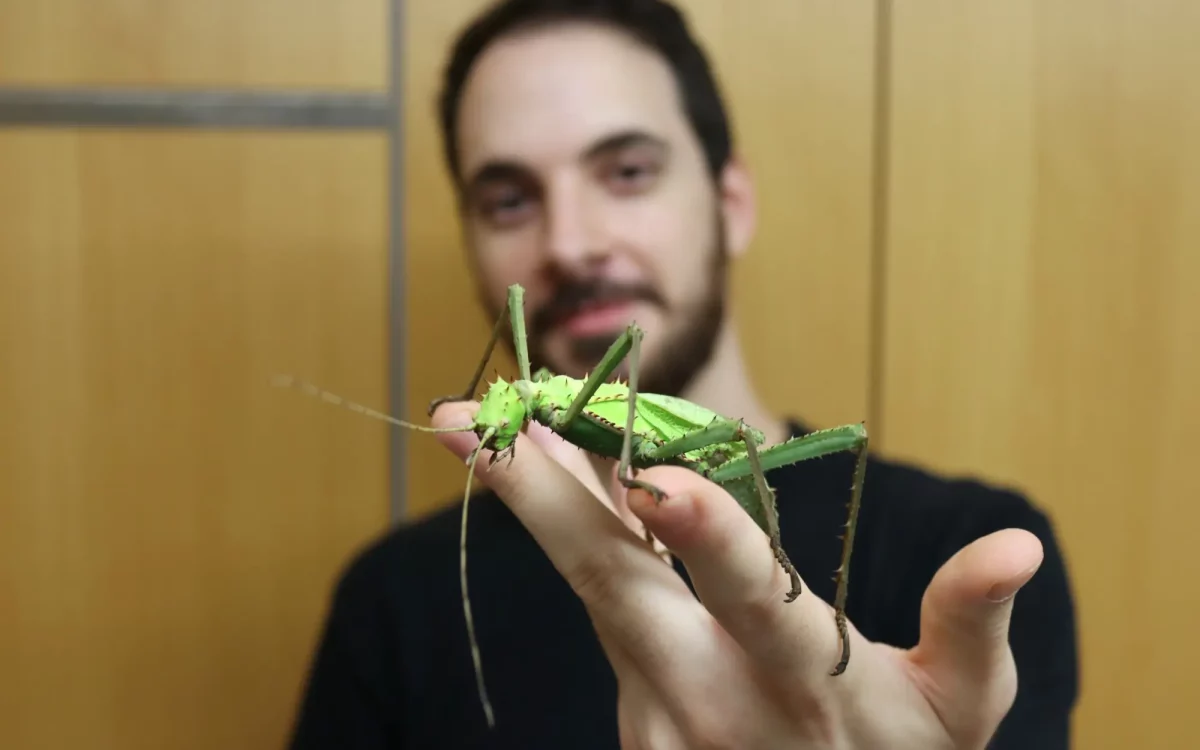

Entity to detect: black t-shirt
[287,420,1079,749]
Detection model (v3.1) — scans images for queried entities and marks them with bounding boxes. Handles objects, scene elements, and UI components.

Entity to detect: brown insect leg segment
[427,296,509,416]
[730,421,803,604]
[641,417,802,604]
[611,322,670,504]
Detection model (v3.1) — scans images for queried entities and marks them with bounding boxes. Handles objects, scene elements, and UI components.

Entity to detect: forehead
[455,22,693,179]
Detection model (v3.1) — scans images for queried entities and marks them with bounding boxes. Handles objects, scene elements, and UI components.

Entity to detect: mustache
[530,278,664,335]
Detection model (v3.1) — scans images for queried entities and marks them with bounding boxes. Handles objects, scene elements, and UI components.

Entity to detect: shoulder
[320,488,533,638]
[797,423,1079,694]
[333,487,525,593]
[859,449,1071,609]
[847,438,1069,596]
[780,418,1063,556]
[773,420,1076,649]
[289,492,571,746]
[865,449,1058,544]
[854,448,1080,740]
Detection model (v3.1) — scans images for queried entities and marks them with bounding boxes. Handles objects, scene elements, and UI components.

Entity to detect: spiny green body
[475,369,864,541]
[478,371,763,471]
[275,282,870,731]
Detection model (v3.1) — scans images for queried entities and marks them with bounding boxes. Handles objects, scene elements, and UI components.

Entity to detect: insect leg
[610,324,673,504]
[642,418,748,459]
[729,423,802,605]
[549,324,636,430]
[709,424,869,677]
[646,418,804,605]
[427,284,536,416]
[545,320,664,501]
[426,296,509,416]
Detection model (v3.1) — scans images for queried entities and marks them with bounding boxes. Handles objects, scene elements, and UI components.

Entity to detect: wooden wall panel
[716,3,877,432]
[401,0,877,518]
[881,2,1200,747]
[401,0,497,520]
[0,130,391,750]
[0,0,388,89]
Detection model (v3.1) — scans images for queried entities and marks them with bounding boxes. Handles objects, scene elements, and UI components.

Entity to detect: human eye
[474,182,536,228]
[601,151,662,195]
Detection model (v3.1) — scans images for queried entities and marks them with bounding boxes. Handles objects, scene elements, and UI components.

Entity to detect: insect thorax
[475,376,529,450]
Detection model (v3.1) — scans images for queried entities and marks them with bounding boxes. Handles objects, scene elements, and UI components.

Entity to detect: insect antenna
[275,373,495,725]
[461,426,498,728]
[271,375,476,434]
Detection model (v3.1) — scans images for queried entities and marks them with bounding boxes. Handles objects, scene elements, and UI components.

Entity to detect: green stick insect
[274,283,869,729]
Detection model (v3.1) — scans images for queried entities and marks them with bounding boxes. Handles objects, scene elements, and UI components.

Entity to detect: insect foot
[427,393,474,416]
[488,443,517,468]
[621,476,669,505]
[772,539,804,603]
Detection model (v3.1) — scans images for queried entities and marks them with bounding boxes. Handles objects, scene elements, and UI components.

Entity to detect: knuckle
[565,545,630,607]
[680,712,739,750]
[730,570,792,631]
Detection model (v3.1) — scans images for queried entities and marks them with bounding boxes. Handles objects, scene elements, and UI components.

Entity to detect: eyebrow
[583,129,669,160]
[463,128,669,192]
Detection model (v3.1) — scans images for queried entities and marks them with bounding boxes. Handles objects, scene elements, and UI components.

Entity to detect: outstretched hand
[432,401,1043,749]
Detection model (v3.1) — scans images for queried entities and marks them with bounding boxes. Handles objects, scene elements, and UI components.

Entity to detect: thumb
[910,529,1043,736]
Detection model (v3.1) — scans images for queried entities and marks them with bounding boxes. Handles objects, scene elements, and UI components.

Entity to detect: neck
[676,313,791,448]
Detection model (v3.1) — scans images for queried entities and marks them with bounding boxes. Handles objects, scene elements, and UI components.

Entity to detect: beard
[485,213,729,398]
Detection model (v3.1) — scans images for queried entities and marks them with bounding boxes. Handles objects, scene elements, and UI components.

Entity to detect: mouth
[531,278,664,344]
[559,299,636,337]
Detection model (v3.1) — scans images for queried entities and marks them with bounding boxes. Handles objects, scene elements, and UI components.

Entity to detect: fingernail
[629,487,671,512]
[987,564,1039,602]
[439,406,474,429]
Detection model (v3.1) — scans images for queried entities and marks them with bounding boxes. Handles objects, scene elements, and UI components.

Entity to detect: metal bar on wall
[0,87,391,128]
[0,10,407,523]
[866,0,893,439]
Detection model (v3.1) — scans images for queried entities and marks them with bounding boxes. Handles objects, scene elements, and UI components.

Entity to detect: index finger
[629,464,859,684]
[429,401,683,602]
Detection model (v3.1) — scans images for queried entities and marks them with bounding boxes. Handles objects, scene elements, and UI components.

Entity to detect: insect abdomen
[534,402,628,461]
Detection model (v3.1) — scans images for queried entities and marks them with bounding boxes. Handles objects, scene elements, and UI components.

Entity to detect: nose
[541,175,606,270]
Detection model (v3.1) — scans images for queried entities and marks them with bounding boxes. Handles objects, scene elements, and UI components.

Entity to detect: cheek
[621,165,713,246]
[609,198,715,294]
[474,231,543,295]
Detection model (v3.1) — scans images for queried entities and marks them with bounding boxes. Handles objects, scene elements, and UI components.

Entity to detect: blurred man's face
[452,21,751,395]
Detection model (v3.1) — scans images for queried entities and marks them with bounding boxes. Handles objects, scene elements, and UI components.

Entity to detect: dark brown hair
[436,0,733,189]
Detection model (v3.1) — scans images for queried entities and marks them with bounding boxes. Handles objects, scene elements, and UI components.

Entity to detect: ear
[717,154,757,260]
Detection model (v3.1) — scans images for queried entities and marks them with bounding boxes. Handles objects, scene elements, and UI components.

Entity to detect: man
[289,1,1079,747]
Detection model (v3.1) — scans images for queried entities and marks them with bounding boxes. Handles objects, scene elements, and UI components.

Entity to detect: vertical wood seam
[867,0,893,445]
[388,0,407,525]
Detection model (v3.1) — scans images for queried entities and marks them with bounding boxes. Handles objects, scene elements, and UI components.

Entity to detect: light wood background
[879,3,1200,747]
[2,1,1196,748]
[0,2,393,749]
